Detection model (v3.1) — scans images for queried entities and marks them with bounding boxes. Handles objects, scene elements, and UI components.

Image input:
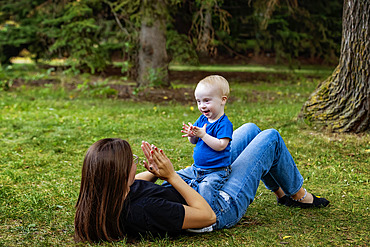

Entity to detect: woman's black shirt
[120,180,187,237]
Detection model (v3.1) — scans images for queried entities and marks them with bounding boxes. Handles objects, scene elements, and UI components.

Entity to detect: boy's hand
[192,124,207,138]
[181,122,196,137]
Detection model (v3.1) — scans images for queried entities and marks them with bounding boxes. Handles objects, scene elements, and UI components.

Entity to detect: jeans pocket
[218,167,231,180]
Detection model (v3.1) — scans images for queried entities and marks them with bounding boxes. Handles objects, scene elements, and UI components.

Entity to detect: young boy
[176,75,233,211]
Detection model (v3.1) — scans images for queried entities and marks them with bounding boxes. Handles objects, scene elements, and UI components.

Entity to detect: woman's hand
[141,141,176,181]
[150,147,177,181]
[141,141,158,172]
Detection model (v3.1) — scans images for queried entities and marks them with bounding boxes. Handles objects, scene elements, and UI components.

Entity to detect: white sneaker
[186,223,216,233]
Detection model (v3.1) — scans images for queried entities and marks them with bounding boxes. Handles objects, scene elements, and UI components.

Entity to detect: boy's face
[194,83,227,122]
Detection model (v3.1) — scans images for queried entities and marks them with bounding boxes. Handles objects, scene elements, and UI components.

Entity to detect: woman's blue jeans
[214,123,304,229]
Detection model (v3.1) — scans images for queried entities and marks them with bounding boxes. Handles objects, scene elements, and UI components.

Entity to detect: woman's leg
[231,123,282,193]
[230,123,261,163]
[215,129,304,229]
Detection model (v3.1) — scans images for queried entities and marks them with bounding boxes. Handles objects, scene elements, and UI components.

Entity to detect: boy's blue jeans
[162,165,231,212]
[214,123,304,229]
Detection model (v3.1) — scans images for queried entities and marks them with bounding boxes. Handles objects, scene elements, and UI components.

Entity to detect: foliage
[0,66,369,246]
[76,78,118,98]
[144,67,168,88]
[43,0,135,74]
[166,29,199,65]
[45,2,108,73]
[0,64,55,91]
[189,0,231,56]
[216,0,342,64]
[255,1,342,64]
[0,0,344,79]
[0,66,14,91]
[0,0,50,64]
[0,0,131,74]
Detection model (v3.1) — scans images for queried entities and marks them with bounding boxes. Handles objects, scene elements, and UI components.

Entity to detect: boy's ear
[222,96,228,104]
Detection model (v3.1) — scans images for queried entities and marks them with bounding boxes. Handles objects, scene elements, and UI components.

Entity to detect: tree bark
[137,0,169,87]
[197,3,213,56]
[301,0,369,133]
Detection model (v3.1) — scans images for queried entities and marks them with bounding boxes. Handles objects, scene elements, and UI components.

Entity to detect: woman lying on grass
[74,123,329,243]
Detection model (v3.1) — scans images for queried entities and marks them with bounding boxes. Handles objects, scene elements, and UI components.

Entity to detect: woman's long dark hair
[74,138,133,243]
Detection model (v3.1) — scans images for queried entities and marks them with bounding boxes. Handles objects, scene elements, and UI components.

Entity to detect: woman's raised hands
[141,141,176,181]
[141,141,157,171]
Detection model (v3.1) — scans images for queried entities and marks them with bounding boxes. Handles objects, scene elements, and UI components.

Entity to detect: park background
[0,0,369,246]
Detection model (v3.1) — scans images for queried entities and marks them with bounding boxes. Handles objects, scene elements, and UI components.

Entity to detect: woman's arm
[168,172,217,229]
[141,142,216,229]
[135,171,158,182]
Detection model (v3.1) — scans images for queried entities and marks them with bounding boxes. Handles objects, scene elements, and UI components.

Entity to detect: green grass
[169,64,334,75]
[0,66,369,246]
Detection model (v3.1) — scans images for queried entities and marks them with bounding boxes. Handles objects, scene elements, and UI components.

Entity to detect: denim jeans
[213,123,304,229]
[162,164,231,212]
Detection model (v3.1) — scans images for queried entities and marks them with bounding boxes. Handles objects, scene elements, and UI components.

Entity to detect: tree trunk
[197,4,213,56]
[301,0,369,133]
[137,0,169,87]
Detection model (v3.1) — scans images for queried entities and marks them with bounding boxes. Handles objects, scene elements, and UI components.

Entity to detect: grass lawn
[0,64,369,246]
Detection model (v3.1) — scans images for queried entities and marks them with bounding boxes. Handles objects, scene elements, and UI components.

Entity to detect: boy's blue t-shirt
[193,114,233,169]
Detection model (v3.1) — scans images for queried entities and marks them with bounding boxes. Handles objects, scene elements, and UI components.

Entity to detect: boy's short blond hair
[198,75,230,97]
